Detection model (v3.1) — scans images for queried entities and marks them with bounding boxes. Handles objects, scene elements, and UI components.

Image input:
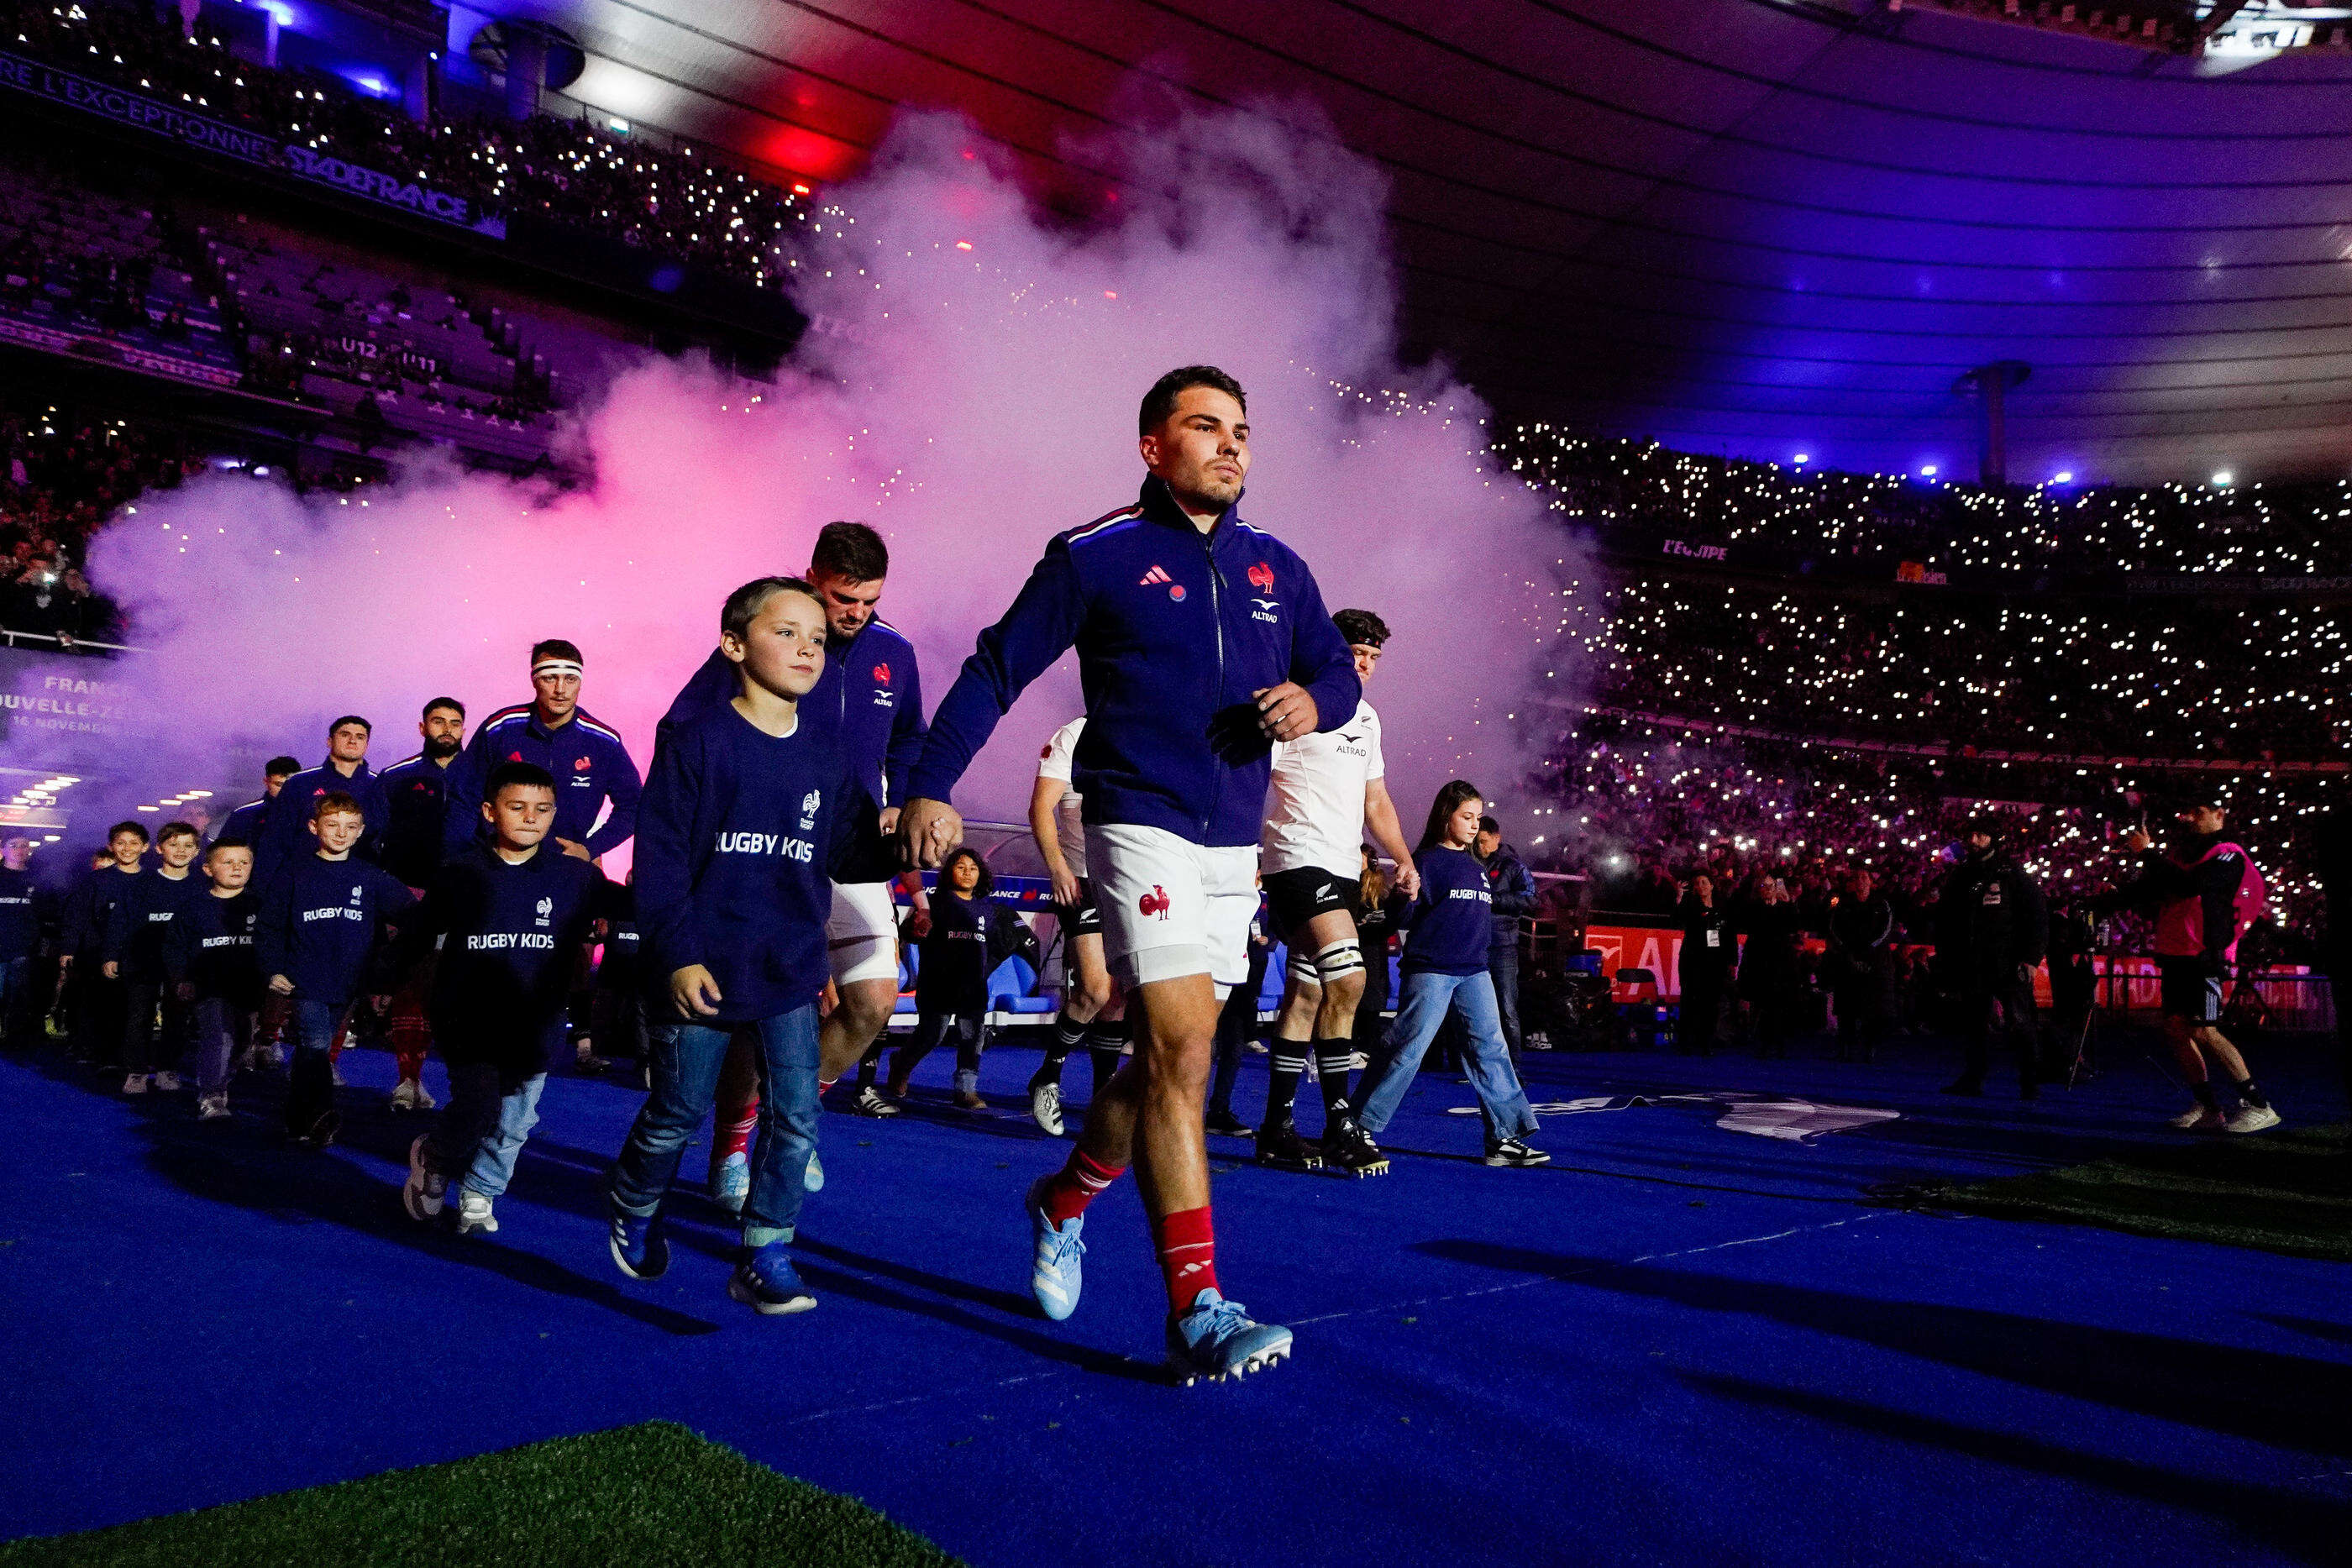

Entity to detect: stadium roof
[477,0,2352,485]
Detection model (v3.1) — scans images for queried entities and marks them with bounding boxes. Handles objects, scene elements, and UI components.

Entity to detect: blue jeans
[465,1071,546,1198]
[1356,970,1537,1150]
[610,1006,819,1247]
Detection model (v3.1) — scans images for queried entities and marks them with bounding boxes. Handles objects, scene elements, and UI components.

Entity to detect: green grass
[0,1421,963,1568]
[1889,1122,2352,1262]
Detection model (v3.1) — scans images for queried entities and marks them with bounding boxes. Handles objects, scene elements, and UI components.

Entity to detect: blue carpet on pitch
[1,1028,2346,1567]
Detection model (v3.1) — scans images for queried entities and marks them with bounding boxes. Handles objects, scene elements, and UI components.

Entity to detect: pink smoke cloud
[58,101,1576,851]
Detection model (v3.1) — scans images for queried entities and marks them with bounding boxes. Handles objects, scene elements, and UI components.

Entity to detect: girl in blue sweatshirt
[874,848,1020,1109]
[606,575,891,1317]
[1352,781,1546,1167]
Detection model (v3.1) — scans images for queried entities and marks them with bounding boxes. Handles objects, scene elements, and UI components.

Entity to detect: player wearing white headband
[441,638,643,864]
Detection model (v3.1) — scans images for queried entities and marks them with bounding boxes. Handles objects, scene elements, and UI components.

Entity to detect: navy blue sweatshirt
[394,842,607,1071]
[664,616,927,809]
[255,854,417,1005]
[914,889,1007,1014]
[907,478,1361,848]
[594,882,642,993]
[376,752,456,889]
[173,889,262,1008]
[636,703,889,1025]
[61,863,144,957]
[442,705,641,859]
[0,867,40,961]
[255,759,391,878]
[103,868,206,983]
[1399,845,1495,978]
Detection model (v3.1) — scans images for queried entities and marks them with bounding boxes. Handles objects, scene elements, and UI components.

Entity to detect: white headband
[532,659,583,679]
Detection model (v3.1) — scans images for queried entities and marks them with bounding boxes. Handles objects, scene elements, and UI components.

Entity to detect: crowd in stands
[1571,574,2343,762]
[1500,422,2352,580]
[4,0,815,290]
[1538,731,2317,946]
[0,400,161,645]
[0,160,237,384]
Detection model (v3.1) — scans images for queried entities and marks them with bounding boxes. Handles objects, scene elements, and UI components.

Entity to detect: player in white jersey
[1025,717,1128,1134]
[1256,609,1418,1176]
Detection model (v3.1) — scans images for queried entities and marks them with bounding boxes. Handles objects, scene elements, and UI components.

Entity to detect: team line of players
[63,365,1545,1385]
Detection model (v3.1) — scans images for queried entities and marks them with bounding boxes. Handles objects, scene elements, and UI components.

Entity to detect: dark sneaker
[1483,1138,1550,1168]
[402,1135,446,1220]
[607,1197,669,1281]
[1205,1109,1256,1138]
[728,1242,817,1315]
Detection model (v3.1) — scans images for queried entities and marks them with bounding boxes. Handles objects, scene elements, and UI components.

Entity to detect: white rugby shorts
[827,878,902,987]
[1088,823,1258,994]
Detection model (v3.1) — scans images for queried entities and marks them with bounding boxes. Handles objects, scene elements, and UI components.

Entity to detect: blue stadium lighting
[1792,453,1810,466]
[1919,464,1939,479]
[2052,470,2075,484]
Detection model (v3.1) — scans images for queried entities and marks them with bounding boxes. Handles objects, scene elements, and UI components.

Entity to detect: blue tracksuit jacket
[215,796,270,848]
[664,616,927,810]
[442,705,642,859]
[376,753,456,889]
[907,478,1360,847]
[255,759,391,878]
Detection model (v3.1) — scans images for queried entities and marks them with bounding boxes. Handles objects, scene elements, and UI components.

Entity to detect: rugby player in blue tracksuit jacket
[214,755,298,850]
[659,521,928,1098]
[441,640,641,862]
[254,718,392,880]
[378,698,466,890]
[1351,781,1545,1166]
[606,575,893,1317]
[398,760,608,1237]
[256,789,417,1145]
[895,365,1361,1382]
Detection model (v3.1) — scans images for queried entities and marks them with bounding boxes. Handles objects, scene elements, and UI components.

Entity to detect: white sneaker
[454,1189,498,1235]
[122,1072,148,1094]
[330,1062,347,1088]
[197,1094,230,1120]
[2225,1103,2281,1135]
[2173,1106,2227,1133]
[151,1070,181,1092]
[389,1079,421,1112]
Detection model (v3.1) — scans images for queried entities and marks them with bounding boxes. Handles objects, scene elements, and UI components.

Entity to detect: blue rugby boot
[1026,1175,1085,1322]
[1167,1289,1293,1386]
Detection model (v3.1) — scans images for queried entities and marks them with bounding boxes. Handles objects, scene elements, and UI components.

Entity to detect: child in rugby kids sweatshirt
[606,576,892,1317]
